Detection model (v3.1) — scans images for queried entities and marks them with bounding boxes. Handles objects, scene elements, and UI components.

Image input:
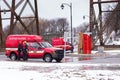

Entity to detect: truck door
[28,42,44,58]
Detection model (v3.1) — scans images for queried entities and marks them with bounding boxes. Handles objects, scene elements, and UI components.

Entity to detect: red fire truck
[5,35,64,62]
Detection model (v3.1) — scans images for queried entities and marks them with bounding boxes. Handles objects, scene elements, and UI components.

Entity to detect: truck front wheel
[10,53,17,61]
[44,54,52,62]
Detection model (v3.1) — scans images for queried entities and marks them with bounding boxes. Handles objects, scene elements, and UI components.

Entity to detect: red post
[83,34,91,54]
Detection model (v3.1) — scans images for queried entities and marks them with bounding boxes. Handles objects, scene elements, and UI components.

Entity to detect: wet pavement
[0,51,120,64]
[62,51,120,64]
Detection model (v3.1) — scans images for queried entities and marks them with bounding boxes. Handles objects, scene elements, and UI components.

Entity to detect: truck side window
[28,42,39,49]
[33,43,41,49]
[27,42,32,48]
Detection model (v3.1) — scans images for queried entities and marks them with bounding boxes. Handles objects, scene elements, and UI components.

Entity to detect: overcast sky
[38,0,89,27]
[1,0,114,28]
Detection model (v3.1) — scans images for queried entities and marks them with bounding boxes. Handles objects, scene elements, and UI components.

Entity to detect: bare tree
[3,16,69,43]
[42,18,69,42]
[75,22,89,33]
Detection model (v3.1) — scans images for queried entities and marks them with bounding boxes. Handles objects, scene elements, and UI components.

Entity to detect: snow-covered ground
[0,61,120,80]
[0,46,120,80]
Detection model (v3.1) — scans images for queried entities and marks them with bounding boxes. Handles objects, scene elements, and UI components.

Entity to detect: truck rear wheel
[44,54,52,62]
[10,53,17,61]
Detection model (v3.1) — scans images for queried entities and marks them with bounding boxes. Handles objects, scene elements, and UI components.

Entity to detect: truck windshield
[39,42,53,48]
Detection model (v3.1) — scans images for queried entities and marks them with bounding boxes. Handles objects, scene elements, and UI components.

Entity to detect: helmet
[23,41,27,44]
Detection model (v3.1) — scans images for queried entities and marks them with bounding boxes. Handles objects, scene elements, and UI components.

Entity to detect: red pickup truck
[5,35,64,62]
[52,37,73,52]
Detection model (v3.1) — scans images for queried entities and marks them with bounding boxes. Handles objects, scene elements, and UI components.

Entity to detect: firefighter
[22,41,28,61]
[17,41,22,60]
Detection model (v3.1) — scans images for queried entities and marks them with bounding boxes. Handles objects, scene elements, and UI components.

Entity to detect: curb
[0,52,5,55]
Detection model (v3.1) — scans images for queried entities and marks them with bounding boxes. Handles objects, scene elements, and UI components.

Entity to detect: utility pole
[0,7,3,48]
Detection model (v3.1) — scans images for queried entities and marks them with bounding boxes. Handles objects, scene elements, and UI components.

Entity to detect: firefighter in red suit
[22,41,28,61]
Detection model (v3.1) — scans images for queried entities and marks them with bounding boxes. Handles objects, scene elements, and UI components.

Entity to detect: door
[28,42,44,58]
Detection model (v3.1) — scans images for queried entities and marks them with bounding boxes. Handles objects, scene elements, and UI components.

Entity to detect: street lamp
[61,3,73,45]
[83,15,89,20]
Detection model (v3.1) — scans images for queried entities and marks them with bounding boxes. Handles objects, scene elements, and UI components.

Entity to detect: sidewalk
[65,51,108,57]
[63,50,120,62]
[65,50,120,59]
